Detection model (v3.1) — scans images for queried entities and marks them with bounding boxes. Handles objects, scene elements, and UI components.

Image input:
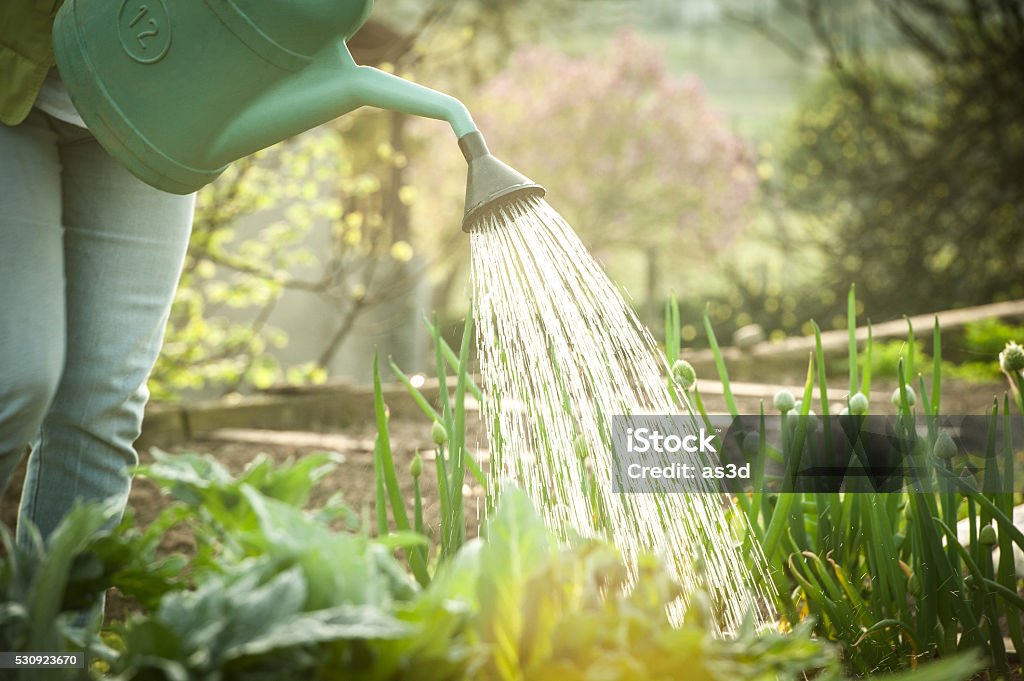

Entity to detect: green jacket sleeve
[0,0,64,126]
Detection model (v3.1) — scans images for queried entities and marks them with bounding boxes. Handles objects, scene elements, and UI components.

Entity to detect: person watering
[0,1,196,545]
[0,0,541,545]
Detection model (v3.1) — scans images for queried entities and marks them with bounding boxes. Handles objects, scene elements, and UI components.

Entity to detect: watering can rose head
[53,0,542,229]
[458,131,545,231]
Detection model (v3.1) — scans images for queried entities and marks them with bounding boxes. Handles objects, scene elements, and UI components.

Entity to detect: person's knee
[0,357,64,453]
[44,375,146,467]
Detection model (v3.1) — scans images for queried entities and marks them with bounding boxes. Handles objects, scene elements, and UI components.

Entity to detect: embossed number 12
[129,4,159,49]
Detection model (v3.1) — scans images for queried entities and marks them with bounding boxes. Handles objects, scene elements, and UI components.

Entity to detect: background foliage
[149,0,1024,391]
[727,0,1024,328]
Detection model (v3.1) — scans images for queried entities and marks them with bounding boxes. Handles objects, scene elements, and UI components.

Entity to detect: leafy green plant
[0,503,186,679]
[3,444,986,681]
[107,566,416,681]
[139,447,344,511]
[945,319,1024,382]
[832,318,1024,383]
[460,487,979,681]
[966,319,1024,359]
[830,338,924,382]
[67,509,189,613]
[137,449,356,570]
[123,456,476,680]
[0,505,111,680]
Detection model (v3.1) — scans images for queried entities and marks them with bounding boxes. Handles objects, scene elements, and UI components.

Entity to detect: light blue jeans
[0,109,193,545]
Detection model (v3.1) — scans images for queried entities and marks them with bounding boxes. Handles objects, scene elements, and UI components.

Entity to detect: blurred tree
[151,115,418,399]
[415,30,756,316]
[736,0,1024,318]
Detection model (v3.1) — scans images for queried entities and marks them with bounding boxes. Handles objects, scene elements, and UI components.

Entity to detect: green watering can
[53,0,543,230]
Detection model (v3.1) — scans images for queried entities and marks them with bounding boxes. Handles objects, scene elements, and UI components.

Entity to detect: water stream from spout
[470,195,772,630]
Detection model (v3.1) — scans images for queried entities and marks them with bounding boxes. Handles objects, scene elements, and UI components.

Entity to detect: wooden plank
[201,428,493,463]
[697,379,883,402]
[204,428,368,454]
[684,299,1024,366]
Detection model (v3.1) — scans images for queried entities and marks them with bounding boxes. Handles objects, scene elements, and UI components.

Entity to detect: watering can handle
[212,40,477,163]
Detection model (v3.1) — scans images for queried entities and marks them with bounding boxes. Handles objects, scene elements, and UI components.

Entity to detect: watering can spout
[213,42,478,163]
[215,41,545,232]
